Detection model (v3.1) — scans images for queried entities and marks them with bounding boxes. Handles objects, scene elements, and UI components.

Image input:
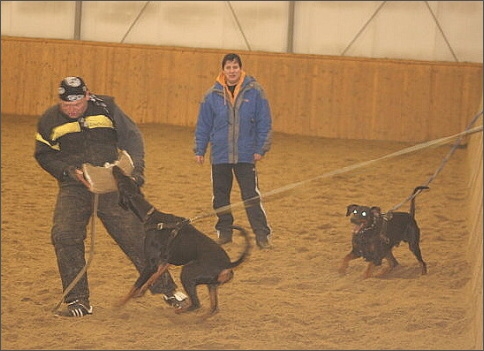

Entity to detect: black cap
[58,76,88,101]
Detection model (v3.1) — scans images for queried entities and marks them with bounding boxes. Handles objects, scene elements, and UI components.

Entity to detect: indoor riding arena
[1,2,482,350]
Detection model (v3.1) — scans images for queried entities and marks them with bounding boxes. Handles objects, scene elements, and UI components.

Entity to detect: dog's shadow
[162,308,221,325]
[376,264,425,280]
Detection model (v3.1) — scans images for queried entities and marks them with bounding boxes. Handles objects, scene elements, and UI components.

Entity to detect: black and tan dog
[111,166,251,315]
[339,186,429,278]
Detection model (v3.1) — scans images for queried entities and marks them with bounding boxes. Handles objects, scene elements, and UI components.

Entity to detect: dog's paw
[174,304,200,314]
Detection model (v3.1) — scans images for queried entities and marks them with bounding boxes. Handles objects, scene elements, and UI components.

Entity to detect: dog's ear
[346,204,358,216]
[370,206,382,217]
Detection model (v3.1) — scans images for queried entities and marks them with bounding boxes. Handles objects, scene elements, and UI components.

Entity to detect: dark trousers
[211,163,271,238]
[51,183,177,303]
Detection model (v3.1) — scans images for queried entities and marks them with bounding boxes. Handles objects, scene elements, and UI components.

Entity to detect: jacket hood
[215,71,251,104]
[215,70,248,87]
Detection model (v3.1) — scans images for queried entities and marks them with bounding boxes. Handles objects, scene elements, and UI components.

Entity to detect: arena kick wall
[466,109,483,350]
[1,36,482,143]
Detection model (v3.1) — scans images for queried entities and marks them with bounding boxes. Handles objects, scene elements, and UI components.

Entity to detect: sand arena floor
[1,114,476,350]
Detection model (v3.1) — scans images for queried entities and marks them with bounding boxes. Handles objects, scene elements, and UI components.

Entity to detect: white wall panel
[219,1,289,52]
[366,2,440,61]
[293,1,380,55]
[435,1,484,62]
[292,1,482,62]
[79,1,289,52]
[1,1,482,63]
[80,1,148,43]
[1,1,76,39]
[155,2,226,48]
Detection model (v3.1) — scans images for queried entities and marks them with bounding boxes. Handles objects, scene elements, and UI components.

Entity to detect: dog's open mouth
[352,223,365,234]
[350,217,368,234]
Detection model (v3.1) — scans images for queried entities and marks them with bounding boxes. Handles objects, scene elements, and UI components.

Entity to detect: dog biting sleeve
[82,150,134,194]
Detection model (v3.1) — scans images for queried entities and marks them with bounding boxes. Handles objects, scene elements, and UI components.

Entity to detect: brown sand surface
[1,114,475,350]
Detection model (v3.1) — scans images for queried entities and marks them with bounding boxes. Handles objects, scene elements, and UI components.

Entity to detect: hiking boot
[163,291,188,309]
[256,235,272,250]
[56,299,93,317]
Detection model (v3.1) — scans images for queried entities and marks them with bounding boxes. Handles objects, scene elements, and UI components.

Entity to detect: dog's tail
[409,186,430,217]
[227,225,252,268]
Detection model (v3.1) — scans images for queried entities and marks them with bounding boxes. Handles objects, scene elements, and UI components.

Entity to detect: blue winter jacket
[194,72,272,165]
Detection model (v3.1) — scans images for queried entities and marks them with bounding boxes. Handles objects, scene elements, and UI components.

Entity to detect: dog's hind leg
[207,284,220,315]
[175,266,201,314]
[194,285,220,320]
[199,270,233,317]
[218,269,234,284]
[406,227,427,275]
[408,241,427,275]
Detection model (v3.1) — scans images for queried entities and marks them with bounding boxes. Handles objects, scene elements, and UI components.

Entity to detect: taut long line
[389,110,482,211]
[52,113,482,313]
[190,123,482,224]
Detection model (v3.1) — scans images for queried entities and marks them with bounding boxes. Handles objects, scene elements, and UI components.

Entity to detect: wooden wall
[2,36,482,346]
[466,107,483,350]
[1,36,482,143]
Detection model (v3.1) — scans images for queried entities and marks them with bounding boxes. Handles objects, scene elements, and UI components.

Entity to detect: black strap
[90,94,111,118]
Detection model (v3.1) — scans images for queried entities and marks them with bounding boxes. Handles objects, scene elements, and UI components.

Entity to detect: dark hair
[221,53,242,69]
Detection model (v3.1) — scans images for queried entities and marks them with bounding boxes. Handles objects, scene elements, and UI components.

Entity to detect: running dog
[111,166,251,315]
[339,186,429,278]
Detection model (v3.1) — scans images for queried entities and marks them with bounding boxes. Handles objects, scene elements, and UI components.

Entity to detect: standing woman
[194,53,273,249]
